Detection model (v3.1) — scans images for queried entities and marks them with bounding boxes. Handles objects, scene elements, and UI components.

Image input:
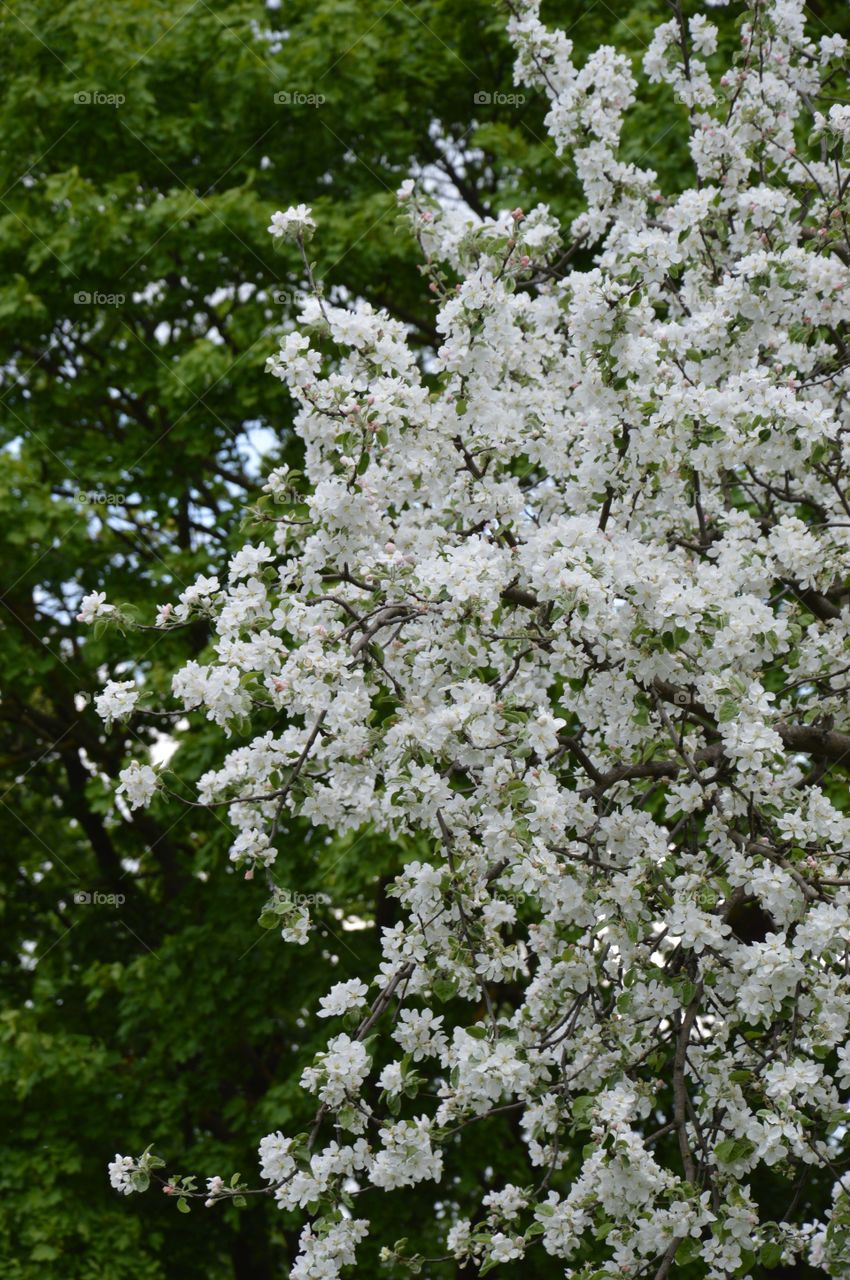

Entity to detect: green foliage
[3,0,850,1275]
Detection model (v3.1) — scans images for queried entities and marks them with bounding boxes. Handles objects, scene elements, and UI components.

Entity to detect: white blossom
[116,761,158,810]
[101,2,850,1272]
[77,590,114,624]
[95,679,139,724]
[317,978,369,1018]
[107,1154,136,1196]
[258,1131,296,1183]
[267,204,316,242]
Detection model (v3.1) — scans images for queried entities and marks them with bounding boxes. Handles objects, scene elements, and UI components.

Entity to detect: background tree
[5,0,850,1276]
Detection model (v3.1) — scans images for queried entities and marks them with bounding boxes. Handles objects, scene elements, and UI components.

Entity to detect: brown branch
[673,983,702,1185]
[436,808,498,1029]
[653,1235,683,1280]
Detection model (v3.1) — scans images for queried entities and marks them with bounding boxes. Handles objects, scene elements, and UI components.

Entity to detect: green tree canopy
[4,0,849,1275]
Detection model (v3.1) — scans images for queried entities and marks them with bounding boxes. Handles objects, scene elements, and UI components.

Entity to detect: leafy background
[1,0,848,1276]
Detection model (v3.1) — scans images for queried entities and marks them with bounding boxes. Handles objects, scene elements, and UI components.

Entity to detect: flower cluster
[98,1,850,1276]
[267,204,316,243]
[116,760,158,810]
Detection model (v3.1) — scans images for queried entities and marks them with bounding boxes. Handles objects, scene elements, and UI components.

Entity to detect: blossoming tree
[86,0,850,1273]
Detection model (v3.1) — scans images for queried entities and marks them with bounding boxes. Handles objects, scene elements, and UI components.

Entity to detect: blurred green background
[0,1,848,1276]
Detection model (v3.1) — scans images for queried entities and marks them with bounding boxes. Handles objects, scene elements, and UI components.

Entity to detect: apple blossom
[76,589,114,624]
[94,679,139,725]
[267,204,316,242]
[116,760,158,810]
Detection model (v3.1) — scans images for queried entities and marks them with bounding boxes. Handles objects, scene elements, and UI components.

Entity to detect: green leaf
[433,976,458,1002]
[715,1137,755,1164]
[760,1242,783,1268]
[572,1095,596,1126]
